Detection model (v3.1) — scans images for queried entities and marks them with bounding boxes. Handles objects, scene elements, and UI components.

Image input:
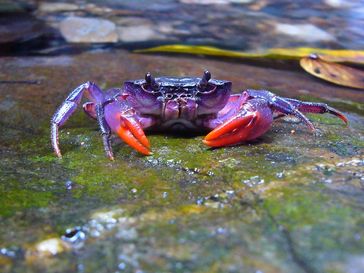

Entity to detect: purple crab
[51,71,348,160]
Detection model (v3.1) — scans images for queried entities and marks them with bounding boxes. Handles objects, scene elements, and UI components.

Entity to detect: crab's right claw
[117,115,151,155]
[203,113,258,147]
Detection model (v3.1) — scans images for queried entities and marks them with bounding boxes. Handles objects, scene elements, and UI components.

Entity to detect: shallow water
[1,1,364,273]
[1,0,364,55]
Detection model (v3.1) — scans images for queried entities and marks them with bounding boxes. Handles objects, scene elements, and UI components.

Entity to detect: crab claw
[117,115,151,155]
[203,113,258,147]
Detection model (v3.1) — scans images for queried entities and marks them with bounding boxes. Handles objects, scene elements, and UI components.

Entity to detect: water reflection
[0,0,363,56]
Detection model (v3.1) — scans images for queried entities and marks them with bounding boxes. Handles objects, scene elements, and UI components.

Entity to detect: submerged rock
[60,17,118,43]
[117,25,165,42]
[274,23,335,42]
[26,238,71,261]
[0,13,46,43]
[38,3,79,13]
[180,0,253,4]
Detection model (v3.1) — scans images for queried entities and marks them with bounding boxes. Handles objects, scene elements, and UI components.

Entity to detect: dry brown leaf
[300,54,364,89]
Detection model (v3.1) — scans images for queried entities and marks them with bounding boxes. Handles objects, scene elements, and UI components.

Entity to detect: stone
[117,25,165,42]
[274,23,335,42]
[60,17,118,43]
[324,0,352,8]
[180,0,253,4]
[0,13,45,43]
[26,238,70,261]
[38,3,79,12]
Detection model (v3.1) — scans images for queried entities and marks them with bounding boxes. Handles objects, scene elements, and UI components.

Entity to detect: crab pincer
[203,113,258,147]
[117,114,151,155]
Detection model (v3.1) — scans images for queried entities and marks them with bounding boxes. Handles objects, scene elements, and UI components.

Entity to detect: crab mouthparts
[162,98,197,121]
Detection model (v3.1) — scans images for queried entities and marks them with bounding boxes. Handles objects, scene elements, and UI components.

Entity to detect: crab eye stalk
[145,72,155,85]
[198,70,211,89]
[198,70,216,93]
[142,72,159,92]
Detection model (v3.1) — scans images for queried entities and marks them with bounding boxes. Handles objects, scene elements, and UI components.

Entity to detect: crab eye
[198,83,217,94]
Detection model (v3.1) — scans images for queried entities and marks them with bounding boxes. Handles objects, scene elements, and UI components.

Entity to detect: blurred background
[1,0,363,55]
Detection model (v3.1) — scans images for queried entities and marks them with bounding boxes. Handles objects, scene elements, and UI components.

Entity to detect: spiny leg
[280,97,348,124]
[95,104,114,160]
[267,95,316,130]
[51,82,104,158]
[244,89,348,131]
[244,89,348,129]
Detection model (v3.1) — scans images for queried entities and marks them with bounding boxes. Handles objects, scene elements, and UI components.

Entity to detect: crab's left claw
[203,112,259,147]
[116,114,151,156]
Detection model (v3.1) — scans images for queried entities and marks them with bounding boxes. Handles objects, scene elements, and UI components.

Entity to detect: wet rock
[324,0,352,8]
[62,227,86,244]
[38,3,79,13]
[26,238,70,260]
[0,49,363,273]
[0,255,12,270]
[84,3,113,14]
[60,17,118,43]
[344,255,364,273]
[0,0,24,13]
[0,13,46,43]
[180,0,253,4]
[274,23,335,42]
[117,25,166,42]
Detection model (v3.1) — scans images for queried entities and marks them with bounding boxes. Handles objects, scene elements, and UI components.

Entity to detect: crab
[51,71,348,160]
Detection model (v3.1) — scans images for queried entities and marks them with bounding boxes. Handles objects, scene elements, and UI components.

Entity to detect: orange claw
[204,114,256,141]
[121,116,151,148]
[117,125,151,155]
[203,113,257,148]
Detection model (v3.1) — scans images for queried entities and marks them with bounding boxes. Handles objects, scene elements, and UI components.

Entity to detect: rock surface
[60,17,118,43]
[38,3,79,12]
[0,49,363,273]
[117,25,166,42]
[275,23,336,42]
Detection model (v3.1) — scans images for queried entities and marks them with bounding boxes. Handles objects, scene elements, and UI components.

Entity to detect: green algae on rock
[0,50,363,273]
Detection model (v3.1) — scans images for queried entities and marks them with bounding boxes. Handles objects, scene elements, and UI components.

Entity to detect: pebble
[60,17,118,43]
[26,238,70,259]
[180,0,253,4]
[0,13,45,43]
[117,25,165,42]
[38,3,79,12]
[324,0,352,8]
[275,23,335,42]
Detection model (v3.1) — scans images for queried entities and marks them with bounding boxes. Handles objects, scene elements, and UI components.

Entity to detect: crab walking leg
[95,104,114,160]
[244,90,348,130]
[51,82,104,157]
[280,97,348,124]
[263,94,316,131]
